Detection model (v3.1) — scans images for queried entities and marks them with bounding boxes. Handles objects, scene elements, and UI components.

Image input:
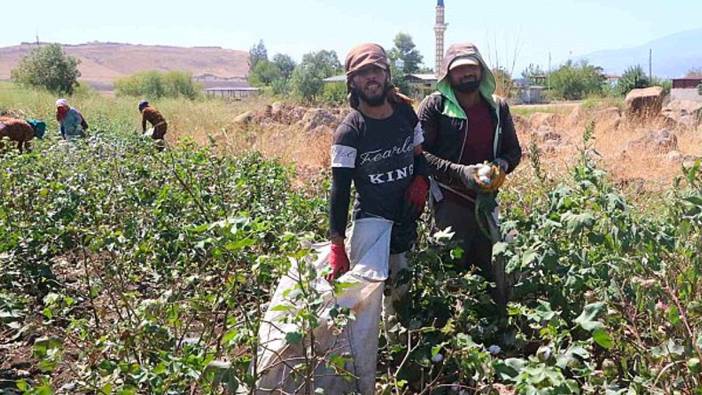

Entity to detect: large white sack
[254,217,393,394]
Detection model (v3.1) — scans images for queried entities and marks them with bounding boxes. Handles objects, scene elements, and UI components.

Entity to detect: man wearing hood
[56,99,88,140]
[328,43,429,316]
[418,43,522,306]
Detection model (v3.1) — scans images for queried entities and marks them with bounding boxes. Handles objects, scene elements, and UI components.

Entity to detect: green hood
[436,43,497,119]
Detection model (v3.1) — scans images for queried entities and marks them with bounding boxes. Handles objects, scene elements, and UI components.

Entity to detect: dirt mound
[593,107,622,133]
[529,112,560,129]
[626,128,678,153]
[511,114,530,136]
[297,108,341,132]
[245,103,346,134]
[662,99,702,128]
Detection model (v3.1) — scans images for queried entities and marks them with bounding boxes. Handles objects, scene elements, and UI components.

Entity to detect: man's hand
[405,176,429,218]
[475,163,506,192]
[326,242,350,282]
[448,164,481,191]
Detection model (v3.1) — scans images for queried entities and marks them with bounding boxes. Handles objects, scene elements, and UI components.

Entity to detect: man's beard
[354,81,391,107]
[454,79,481,93]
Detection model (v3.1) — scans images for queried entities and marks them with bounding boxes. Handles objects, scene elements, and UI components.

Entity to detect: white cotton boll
[488,344,501,355]
[432,353,444,363]
[477,165,492,177]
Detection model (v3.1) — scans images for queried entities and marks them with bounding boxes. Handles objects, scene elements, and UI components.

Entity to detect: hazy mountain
[576,29,702,78]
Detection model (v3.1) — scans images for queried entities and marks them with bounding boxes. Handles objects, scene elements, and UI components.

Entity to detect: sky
[3,0,701,75]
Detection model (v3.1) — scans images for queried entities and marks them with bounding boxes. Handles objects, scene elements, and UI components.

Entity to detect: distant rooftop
[205,87,260,91]
[323,74,347,83]
[407,73,438,81]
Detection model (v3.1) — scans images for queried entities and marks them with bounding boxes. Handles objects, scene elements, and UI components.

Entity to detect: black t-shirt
[330,103,422,225]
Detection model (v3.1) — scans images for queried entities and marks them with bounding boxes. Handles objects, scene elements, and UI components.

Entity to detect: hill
[0,42,249,90]
[577,28,702,78]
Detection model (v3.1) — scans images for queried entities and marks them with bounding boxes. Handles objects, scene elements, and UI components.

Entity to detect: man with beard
[418,43,522,307]
[328,43,429,319]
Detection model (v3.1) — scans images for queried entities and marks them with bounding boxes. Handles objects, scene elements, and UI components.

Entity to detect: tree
[616,65,650,96]
[249,40,268,71]
[388,33,424,75]
[291,50,342,101]
[290,64,323,102]
[493,67,513,98]
[11,43,81,94]
[301,50,342,77]
[272,54,296,80]
[389,60,411,95]
[548,60,605,100]
[248,60,282,87]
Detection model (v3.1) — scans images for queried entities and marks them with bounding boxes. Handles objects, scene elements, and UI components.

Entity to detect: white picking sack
[254,217,393,394]
[143,127,155,138]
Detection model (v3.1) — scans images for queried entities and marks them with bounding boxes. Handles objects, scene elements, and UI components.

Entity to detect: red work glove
[326,243,350,282]
[405,176,429,217]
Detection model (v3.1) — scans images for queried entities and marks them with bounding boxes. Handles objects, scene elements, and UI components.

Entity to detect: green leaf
[450,247,464,260]
[35,384,54,395]
[574,302,605,331]
[561,211,595,234]
[328,354,347,370]
[270,303,295,313]
[667,306,681,326]
[16,380,29,391]
[440,318,455,335]
[494,358,527,381]
[592,328,613,349]
[285,331,303,345]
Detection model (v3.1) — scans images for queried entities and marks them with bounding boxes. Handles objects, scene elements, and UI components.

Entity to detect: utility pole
[649,48,653,82]
[547,52,552,91]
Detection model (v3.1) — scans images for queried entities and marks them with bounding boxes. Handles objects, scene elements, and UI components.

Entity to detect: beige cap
[448,56,480,71]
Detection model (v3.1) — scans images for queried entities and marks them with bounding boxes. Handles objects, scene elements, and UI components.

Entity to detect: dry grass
[516,99,702,194]
[3,82,700,195]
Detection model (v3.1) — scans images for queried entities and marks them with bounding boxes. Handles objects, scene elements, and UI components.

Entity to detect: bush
[11,44,81,95]
[321,82,347,105]
[114,70,201,99]
[616,65,650,96]
[548,60,605,100]
[271,78,291,96]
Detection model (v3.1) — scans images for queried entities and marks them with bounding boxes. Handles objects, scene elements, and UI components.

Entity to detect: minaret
[434,0,447,76]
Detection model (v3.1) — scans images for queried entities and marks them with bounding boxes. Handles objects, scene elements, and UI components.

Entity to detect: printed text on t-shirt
[359,136,414,166]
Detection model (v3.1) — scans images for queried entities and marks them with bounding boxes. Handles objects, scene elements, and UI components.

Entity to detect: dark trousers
[432,197,507,307]
[152,124,167,140]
